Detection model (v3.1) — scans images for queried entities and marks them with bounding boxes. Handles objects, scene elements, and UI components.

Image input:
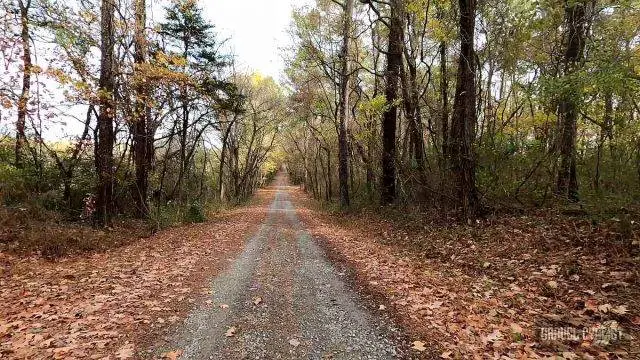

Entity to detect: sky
[200,0,310,82]
[1,0,308,140]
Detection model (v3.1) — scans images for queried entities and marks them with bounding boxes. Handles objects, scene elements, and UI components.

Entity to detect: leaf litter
[292,187,640,359]
[0,194,270,359]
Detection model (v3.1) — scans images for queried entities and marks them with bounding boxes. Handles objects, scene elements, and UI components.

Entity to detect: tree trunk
[380,0,403,205]
[556,0,592,201]
[449,0,479,219]
[438,4,449,163]
[594,92,612,191]
[337,0,353,208]
[400,60,424,170]
[133,0,150,217]
[15,0,31,169]
[176,97,189,202]
[94,0,116,226]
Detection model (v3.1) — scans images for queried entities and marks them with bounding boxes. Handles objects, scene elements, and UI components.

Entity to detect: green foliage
[184,202,207,223]
[0,163,27,205]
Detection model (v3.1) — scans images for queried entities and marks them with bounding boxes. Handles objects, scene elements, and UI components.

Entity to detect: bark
[337,0,353,208]
[133,0,150,217]
[218,113,237,201]
[556,0,592,201]
[449,0,479,219]
[400,59,424,170]
[438,5,449,163]
[594,92,612,191]
[380,0,403,205]
[94,0,116,226]
[15,0,31,169]
[176,95,189,201]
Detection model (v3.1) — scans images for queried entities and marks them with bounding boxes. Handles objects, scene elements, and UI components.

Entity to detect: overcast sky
[200,0,310,81]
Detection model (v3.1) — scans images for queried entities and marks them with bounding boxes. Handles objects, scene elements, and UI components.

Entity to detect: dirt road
[155,173,403,359]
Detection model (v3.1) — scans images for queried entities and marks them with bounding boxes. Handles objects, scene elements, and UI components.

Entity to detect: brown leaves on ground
[293,188,639,359]
[225,326,237,337]
[0,193,270,359]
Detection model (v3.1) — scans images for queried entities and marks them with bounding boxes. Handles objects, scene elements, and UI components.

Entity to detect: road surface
[155,173,402,359]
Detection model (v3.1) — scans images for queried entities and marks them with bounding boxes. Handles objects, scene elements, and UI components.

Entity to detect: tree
[132,0,151,217]
[94,0,116,226]
[449,0,478,218]
[337,0,354,208]
[556,0,594,201]
[160,0,229,203]
[15,0,32,169]
[380,0,403,205]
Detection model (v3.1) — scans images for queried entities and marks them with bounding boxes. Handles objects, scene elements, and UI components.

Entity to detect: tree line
[283,0,640,218]
[1,0,283,227]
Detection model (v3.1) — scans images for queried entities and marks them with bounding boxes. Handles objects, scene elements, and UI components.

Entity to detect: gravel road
[155,174,402,359]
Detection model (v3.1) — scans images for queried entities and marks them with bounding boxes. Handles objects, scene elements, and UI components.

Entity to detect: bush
[0,163,27,205]
[184,202,206,223]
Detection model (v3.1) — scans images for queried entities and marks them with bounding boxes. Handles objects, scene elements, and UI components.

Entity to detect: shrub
[184,202,206,223]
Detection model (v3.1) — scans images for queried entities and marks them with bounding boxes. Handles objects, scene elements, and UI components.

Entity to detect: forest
[1,0,640,358]
[1,0,639,225]
[284,0,640,218]
[1,0,285,236]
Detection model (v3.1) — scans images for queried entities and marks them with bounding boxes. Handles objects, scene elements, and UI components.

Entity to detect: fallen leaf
[585,299,598,312]
[485,329,502,343]
[225,326,236,337]
[610,305,628,315]
[412,341,426,352]
[162,349,183,360]
[562,351,578,359]
[427,301,443,309]
[289,338,300,347]
[115,343,135,359]
[598,303,612,313]
[441,351,453,359]
[510,323,523,335]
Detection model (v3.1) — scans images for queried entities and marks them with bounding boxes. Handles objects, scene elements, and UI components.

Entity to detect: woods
[1,0,282,233]
[4,0,638,228]
[1,0,640,358]
[283,0,640,217]
[0,0,638,243]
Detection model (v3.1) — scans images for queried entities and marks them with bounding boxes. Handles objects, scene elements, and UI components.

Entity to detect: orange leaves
[0,202,266,358]
[295,187,640,359]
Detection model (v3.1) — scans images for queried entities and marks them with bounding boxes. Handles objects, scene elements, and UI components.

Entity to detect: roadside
[0,192,270,359]
[292,187,640,359]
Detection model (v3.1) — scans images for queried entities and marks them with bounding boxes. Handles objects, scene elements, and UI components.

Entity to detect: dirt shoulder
[0,191,270,359]
[291,187,640,359]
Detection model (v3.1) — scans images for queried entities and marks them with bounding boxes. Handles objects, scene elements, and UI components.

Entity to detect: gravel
[154,183,401,359]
